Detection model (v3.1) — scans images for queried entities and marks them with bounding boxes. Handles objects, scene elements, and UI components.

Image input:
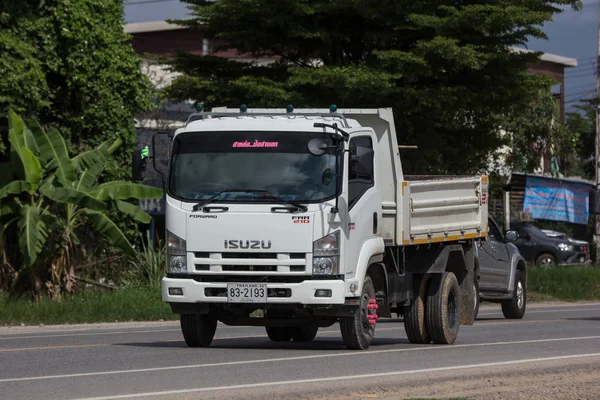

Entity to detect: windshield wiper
[258,193,308,212]
[192,189,308,212]
[192,189,266,211]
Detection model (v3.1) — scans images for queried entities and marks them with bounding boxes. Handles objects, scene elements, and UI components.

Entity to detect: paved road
[0,302,599,400]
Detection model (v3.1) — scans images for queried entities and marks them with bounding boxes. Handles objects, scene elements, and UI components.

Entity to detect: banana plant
[0,110,163,295]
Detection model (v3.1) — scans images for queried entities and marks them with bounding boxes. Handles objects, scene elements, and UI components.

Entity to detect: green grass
[2,266,599,326]
[0,286,177,325]
[526,290,558,302]
[528,266,600,301]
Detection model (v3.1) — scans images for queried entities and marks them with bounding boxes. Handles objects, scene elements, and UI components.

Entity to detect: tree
[564,103,595,179]
[0,111,163,298]
[501,87,575,175]
[165,0,580,174]
[0,0,153,180]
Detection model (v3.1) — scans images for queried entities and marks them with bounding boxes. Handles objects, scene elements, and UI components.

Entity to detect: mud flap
[459,242,476,325]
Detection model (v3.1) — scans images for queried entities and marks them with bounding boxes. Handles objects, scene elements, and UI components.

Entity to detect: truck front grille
[191,252,310,275]
[221,252,278,259]
[222,265,277,272]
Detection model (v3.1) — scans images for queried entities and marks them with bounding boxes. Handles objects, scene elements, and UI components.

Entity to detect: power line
[568,83,596,91]
[567,64,597,73]
[565,94,596,106]
[570,62,597,71]
[566,70,596,79]
[565,88,598,98]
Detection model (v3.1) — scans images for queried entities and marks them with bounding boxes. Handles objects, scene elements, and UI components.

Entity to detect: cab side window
[347,136,374,208]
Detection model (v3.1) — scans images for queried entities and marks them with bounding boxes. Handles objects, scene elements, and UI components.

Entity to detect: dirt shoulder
[305,359,600,400]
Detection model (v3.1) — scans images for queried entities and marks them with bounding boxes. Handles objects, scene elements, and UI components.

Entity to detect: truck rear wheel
[426,272,460,345]
[340,276,376,350]
[473,279,480,321]
[290,326,318,342]
[266,327,292,342]
[404,275,430,344]
[180,314,217,347]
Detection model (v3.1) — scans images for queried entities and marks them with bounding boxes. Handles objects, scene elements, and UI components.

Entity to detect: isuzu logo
[224,240,272,249]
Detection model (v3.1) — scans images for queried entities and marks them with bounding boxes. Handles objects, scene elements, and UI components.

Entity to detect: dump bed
[397,176,488,246]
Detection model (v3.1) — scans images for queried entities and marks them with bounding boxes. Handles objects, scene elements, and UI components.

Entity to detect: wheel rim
[447,290,458,329]
[540,257,554,266]
[517,280,524,309]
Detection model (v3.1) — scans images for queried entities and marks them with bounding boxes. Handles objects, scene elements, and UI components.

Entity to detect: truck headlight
[167,230,187,273]
[313,231,339,275]
[558,242,574,252]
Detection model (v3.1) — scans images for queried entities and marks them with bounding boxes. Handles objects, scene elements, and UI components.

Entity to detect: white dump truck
[155,106,488,350]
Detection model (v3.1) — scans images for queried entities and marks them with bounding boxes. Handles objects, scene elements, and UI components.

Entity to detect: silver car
[475,216,527,319]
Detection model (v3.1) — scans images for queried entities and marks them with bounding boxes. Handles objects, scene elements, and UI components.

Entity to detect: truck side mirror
[132,146,149,181]
[350,146,374,176]
[505,230,519,243]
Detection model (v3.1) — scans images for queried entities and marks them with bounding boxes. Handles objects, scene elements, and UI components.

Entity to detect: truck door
[345,135,381,280]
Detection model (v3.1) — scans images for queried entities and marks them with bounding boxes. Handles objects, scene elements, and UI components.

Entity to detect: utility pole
[595,0,600,247]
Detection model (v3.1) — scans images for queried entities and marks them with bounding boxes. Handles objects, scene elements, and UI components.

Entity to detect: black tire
[473,278,480,321]
[340,276,376,350]
[266,327,292,342]
[180,314,217,347]
[426,272,461,345]
[290,326,318,342]
[535,253,556,267]
[501,270,526,319]
[404,275,430,344]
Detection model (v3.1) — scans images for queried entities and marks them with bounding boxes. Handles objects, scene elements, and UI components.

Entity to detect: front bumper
[162,277,346,305]
[560,251,591,266]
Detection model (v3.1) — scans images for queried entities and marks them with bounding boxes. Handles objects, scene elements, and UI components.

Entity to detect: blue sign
[523,176,591,225]
[139,197,165,216]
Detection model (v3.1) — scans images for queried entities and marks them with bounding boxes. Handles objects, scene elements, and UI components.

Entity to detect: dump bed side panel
[397,176,488,246]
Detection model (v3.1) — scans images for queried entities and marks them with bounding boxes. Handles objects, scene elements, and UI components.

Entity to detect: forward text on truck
[151,107,488,350]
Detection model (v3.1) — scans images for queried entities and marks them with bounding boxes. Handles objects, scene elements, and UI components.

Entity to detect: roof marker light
[240,104,248,113]
[329,104,337,112]
[286,104,294,113]
[194,103,203,112]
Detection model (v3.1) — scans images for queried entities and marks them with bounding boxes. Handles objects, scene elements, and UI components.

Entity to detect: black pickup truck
[510,221,591,266]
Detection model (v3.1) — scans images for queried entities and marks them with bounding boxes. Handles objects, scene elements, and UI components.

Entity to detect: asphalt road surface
[1,302,599,400]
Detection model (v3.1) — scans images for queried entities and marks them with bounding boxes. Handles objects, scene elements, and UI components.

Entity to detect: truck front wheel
[180,314,217,347]
[265,327,292,342]
[340,276,376,350]
[426,272,460,345]
[291,326,318,342]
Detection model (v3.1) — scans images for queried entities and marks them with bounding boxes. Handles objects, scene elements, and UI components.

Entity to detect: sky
[124,0,599,109]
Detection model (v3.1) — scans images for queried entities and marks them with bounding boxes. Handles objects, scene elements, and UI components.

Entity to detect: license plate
[227,283,267,303]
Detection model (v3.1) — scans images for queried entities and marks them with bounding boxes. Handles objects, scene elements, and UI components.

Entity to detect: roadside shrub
[528,266,600,301]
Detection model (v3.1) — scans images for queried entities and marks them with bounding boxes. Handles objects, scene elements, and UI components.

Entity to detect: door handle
[373,212,378,234]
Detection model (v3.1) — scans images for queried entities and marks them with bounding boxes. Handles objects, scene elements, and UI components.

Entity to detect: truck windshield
[168,131,339,203]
